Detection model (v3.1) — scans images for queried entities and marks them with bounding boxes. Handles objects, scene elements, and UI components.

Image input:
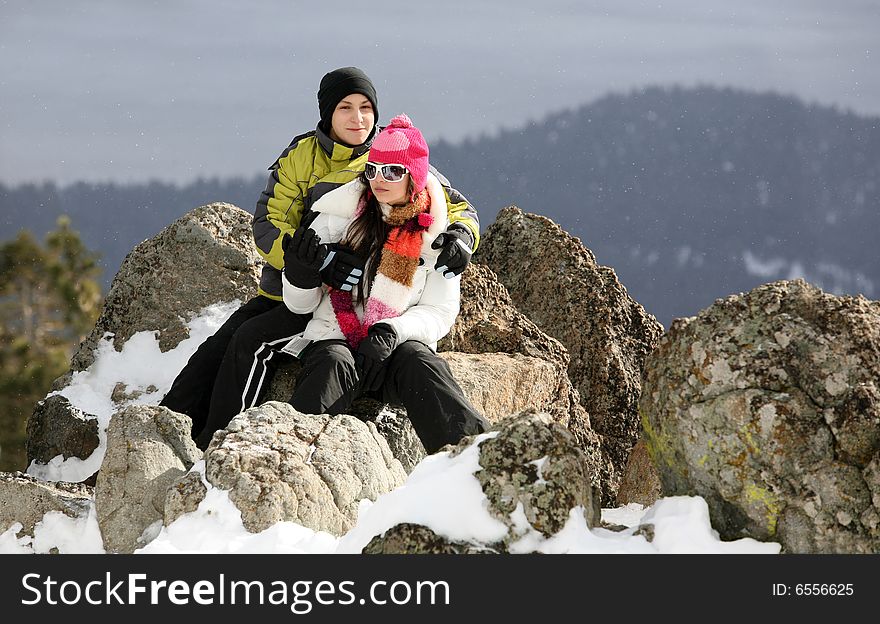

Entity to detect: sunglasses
[364,162,409,183]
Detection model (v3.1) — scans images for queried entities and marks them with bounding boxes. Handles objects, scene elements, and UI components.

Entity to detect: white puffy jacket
[281,172,459,356]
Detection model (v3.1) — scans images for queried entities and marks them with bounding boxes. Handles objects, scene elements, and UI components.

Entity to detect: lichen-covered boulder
[364,523,495,554]
[439,263,570,369]
[641,279,880,553]
[95,406,202,553]
[180,402,406,536]
[475,410,600,537]
[363,410,599,553]
[476,206,664,499]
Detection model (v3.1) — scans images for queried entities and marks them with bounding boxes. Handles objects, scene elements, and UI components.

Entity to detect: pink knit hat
[368,114,429,196]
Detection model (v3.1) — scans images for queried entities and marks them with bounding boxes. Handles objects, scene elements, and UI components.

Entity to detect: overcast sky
[1,0,877,186]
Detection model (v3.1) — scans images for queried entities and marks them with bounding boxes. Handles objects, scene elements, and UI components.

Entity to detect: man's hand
[431,225,474,278]
[282,226,328,289]
[320,243,365,291]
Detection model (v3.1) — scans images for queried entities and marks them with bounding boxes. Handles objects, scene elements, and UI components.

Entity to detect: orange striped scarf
[329,189,434,348]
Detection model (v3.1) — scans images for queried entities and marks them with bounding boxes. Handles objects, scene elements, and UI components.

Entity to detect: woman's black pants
[290,339,490,453]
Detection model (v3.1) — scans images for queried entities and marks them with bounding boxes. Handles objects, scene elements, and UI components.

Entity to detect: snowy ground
[1,302,781,555]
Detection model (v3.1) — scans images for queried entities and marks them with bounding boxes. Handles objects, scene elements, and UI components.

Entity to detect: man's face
[329,94,375,146]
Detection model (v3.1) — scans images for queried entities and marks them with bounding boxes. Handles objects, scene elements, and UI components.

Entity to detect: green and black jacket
[253,125,480,300]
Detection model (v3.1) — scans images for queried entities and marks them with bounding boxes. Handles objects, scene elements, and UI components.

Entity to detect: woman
[281,114,489,452]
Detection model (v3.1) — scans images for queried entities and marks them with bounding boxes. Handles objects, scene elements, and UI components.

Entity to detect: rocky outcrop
[439,263,570,369]
[25,203,616,510]
[68,203,262,374]
[641,279,880,553]
[364,410,599,553]
[95,406,202,553]
[28,203,261,475]
[0,472,93,536]
[26,395,99,466]
[18,203,645,544]
[170,402,407,535]
[475,206,664,498]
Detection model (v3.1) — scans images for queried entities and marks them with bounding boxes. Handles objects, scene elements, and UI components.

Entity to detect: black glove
[282,226,328,289]
[431,224,474,278]
[319,243,365,291]
[356,323,399,392]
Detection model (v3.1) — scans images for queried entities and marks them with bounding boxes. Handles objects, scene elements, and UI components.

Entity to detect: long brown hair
[341,173,414,305]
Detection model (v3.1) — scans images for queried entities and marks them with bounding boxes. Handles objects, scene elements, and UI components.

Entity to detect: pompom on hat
[368,114,430,196]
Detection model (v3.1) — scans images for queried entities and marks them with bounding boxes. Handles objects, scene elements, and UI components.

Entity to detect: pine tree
[0,216,102,471]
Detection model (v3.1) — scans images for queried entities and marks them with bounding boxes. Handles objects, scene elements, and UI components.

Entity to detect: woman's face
[329,94,375,146]
[370,172,411,206]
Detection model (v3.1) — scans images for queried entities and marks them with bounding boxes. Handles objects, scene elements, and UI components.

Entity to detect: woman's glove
[320,243,365,291]
[282,226,328,289]
[431,224,474,278]
[356,323,399,392]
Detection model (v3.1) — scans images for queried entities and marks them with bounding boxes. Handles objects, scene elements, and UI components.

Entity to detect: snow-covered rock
[0,472,92,537]
[180,402,407,536]
[26,394,99,468]
[69,202,262,374]
[95,405,202,553]
[28,202,261,477]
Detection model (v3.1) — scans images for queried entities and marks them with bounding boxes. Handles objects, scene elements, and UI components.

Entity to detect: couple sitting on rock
[161,67,490,453]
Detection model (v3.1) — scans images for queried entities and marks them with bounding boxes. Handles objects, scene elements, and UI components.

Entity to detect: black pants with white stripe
[290,339,490,453]
[160,295,309,450]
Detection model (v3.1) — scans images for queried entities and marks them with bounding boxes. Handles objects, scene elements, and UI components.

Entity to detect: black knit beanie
[317,67,378,136]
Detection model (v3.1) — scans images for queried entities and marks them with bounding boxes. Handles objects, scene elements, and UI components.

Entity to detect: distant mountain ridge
[2,85,877,325]
[431,85,879,324]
